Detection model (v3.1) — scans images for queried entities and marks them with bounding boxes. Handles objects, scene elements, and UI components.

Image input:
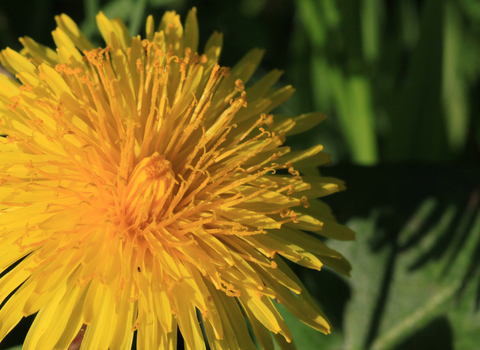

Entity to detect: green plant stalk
[129,0,149,37]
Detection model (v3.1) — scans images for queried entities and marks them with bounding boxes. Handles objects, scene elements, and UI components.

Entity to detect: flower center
[124,152,175,225]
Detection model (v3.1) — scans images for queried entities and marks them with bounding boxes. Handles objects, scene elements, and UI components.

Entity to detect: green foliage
[292,0,480,164]
[343,202,480,350]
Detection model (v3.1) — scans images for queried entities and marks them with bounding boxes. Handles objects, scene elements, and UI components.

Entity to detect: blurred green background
[1,0,479,349]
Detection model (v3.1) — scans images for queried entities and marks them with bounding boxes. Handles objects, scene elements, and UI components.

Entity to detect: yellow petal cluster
[0,9,354,350]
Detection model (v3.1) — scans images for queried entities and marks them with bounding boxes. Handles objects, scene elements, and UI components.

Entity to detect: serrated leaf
[327,197,480,350]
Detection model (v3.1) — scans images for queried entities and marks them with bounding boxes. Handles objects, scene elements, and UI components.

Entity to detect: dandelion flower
[0,9,354,350]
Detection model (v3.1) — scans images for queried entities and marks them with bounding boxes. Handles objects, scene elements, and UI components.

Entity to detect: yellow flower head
[0,9,354,350]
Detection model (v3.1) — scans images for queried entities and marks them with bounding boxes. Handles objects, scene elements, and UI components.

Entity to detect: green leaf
[327,201,480,349]
[442,0,470,153]
[323,165,480,350]
[384,0,448,161]
[361,0,383,62]
[149,0,183,7]
[399,0,420,48]
[102,0,134,23]
[81,0,100,39]
[297,0,326,48]
[330,71,378,165]
[240,0,268,17]
[128,0,148,36]
[459,0,480,20]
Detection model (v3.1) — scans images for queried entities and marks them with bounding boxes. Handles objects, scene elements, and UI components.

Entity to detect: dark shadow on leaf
[456,219,480,307]
[365,237,399,348]
[442,191,480,275]
[476,275,480,311]
[322,163,480,348]
[405,204,459,271]
[391,316,453,350]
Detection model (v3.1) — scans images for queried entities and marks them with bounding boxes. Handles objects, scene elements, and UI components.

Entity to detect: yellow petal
[96,12,121,49]
[109,281,136,350]
[172,287,206,350]
[159,11,184,55]
[38,63,82,113]
[23,281,68,349]
[81,286,116,349]
[274,112,327,136]
[246,69,283,103]
[137,302,161,350]
[146,15,155,42]
[19,36,59,66]
[52,28,84,62]
[276,144,327,168]
[217,207,281,229]
[292,176,345,199]
[36,286,84,349]
[244,305,275,350]
[206,283,258,350]
[260,269,330,334]
[112,17,132,50]
[55,14,94,51]
[0,273,38,343]
[273,332,298,350]
[0,256,37,305]
[1,47,39,86]
[238,288,292,342]
[184,8,199,53]
[235,85,295,124]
